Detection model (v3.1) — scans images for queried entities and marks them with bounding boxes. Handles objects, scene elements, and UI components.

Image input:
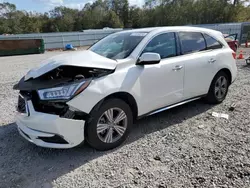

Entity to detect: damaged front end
[14,65,114,120]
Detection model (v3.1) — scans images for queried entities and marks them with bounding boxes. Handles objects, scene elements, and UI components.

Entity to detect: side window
[142,33,177,59]
[203,34,222,50]
[179,32,206,54]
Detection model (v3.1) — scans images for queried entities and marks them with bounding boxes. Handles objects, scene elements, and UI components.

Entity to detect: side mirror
[137,52,161,65]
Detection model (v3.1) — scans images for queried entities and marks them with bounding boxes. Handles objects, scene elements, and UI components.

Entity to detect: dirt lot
[0,49,250,188]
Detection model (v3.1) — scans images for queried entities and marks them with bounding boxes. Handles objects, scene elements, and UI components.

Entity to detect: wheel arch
[90,91,138,122]
[105,92,138,122]
[205,68,232,104]
[206,68,232,95]
[217,68,232,85]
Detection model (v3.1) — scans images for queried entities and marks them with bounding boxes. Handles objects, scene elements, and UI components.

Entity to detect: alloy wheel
[214,76,228,99]
[97,108,128,143]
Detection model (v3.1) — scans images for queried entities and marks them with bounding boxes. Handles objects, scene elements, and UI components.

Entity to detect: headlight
[38,80,91,100]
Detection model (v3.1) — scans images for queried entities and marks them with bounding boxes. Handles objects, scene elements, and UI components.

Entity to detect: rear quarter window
[203,34,223,50]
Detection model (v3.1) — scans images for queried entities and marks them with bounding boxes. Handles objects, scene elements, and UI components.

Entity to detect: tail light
[232,52,236,60]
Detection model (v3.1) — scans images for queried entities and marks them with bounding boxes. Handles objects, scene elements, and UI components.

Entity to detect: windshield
[89,32,148,60]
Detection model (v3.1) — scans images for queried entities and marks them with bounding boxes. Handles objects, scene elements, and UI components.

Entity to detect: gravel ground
[1,49,250,188]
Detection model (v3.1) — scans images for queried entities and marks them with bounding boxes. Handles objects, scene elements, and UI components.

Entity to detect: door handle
[208,59,216,63]
[173,65,183,71]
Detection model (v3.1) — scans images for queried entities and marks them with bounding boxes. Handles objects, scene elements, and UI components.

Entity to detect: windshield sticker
[130,33,148,37]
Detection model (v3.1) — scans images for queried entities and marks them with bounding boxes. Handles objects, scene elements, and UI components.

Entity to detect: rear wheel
[205,71,229,104]
[86,98,133,151]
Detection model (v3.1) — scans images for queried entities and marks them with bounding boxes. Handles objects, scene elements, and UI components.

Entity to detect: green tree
[49,6,78,32]
[108,0,129,27]
[100,10,123,28]
[0,0,250,34]
[128,6,142,28]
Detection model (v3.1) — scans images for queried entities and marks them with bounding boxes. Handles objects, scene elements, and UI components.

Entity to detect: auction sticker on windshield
[130,33,148,37]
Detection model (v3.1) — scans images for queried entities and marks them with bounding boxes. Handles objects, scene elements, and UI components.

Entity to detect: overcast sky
[0,0,145,12]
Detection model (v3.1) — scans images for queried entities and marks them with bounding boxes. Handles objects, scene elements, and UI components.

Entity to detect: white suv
[14,27,237,150]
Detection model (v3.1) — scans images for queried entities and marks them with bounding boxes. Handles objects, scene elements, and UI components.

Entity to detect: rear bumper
[16,100,85,149]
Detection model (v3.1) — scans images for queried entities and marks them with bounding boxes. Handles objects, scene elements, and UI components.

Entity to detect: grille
[17,95,26,113]
[19,91,84,118]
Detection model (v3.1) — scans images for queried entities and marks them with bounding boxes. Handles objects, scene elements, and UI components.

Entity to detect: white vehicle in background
[103,27,113,30]
[14,26,237,151]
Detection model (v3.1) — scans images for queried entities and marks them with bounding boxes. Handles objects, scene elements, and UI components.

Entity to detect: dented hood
[24,50,117,80]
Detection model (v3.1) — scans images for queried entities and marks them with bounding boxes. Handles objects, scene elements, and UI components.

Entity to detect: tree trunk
[233,0,239,6]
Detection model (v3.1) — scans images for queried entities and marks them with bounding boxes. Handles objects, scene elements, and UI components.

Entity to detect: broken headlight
[38,80,91,100]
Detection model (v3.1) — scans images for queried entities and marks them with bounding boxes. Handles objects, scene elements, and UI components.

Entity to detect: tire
[205,71,229,104]
[246,58,250,65]
[86,98,133,151]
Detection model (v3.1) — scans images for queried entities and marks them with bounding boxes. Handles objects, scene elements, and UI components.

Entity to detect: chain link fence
[0,29,123,50]
[0,23,249,50]
[193,22,250,44]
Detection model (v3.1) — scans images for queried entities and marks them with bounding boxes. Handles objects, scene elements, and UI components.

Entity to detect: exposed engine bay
[14,66,114,119]
[13,65,114,91]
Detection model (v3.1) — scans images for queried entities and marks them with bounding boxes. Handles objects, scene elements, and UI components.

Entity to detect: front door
[137,32,185,115]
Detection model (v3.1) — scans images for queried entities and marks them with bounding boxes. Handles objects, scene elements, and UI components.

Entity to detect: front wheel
[86,98,133,151]
[205,71,229,104]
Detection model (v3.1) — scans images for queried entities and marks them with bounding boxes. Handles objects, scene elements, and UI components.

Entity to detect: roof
[120,26,222,35]
[192,22,250,27]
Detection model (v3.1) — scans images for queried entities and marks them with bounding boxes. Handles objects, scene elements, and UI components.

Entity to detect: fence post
[94,31,96,44]
[62,34,65,49]
[78,33,81,47]
[41,34,45,50]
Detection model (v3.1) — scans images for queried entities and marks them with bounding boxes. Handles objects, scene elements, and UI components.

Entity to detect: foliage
[0,0,249,34]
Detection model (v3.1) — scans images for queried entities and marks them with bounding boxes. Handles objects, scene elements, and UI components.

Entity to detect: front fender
[67,73,139,114]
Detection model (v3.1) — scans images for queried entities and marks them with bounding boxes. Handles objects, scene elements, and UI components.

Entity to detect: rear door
[178,32,219,99]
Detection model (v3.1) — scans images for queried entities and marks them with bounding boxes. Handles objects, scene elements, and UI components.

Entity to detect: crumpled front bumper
[16,100,85,149]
